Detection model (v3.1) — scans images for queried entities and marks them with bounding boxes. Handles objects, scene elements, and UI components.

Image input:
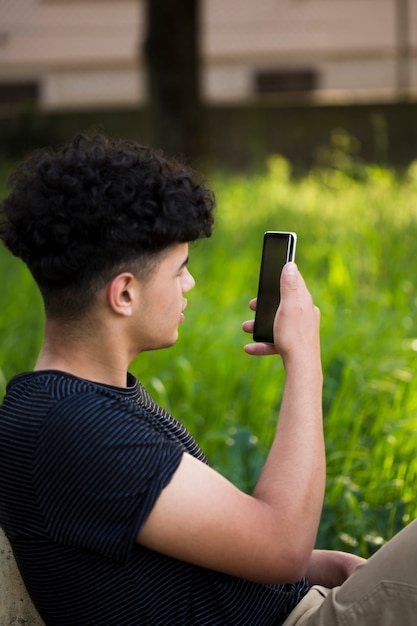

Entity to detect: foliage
[2,139,417,557]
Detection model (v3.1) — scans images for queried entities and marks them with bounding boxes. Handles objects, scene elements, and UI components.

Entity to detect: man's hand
[306,550,367,588]
[243,262,320,363]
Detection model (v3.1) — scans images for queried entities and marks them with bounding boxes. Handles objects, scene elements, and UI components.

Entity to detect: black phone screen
[253,232,296,343]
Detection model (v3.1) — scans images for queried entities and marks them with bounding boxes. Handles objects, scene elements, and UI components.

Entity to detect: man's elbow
[256,544,312,585]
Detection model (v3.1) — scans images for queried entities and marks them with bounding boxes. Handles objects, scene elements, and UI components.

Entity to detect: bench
[0,527,44,625]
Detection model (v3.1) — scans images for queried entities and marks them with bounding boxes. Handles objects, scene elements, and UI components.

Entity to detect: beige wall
[0,0,416,111]
[203,0,417,102]
[0,0,143,110]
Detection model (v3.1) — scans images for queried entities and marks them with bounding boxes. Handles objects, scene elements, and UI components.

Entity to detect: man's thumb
[281,262,298,291]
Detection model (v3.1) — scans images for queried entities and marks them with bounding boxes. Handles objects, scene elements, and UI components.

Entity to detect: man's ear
[107,273,137,317]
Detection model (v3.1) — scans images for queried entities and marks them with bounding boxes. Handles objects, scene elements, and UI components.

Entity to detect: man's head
[0,134,215,320]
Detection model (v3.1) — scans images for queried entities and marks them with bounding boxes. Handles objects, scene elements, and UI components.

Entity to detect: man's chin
[145,335,179,352]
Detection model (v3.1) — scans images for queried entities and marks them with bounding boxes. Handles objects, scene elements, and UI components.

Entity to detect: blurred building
[0,0,416,117]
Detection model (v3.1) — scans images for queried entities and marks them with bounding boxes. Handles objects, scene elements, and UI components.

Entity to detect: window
[0,82,39,118]
[254,68,318,96]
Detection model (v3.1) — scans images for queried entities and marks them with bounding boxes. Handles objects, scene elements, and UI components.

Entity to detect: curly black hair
[0,134,215,318]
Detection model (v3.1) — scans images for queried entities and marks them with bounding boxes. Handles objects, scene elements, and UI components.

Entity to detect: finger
[249,298,257,311]
[282,262,311,298]
[278,262,314,313]
[244,342,277,356]
[242,320,254,334]
[280,262,299,295]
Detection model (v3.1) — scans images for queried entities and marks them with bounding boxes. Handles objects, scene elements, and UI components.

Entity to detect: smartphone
[253,231,297,343]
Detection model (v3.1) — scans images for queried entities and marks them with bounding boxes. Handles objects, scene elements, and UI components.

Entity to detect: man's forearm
[253,357,325,564]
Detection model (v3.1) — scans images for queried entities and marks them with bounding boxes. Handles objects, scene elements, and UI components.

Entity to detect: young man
[0,134,415,626]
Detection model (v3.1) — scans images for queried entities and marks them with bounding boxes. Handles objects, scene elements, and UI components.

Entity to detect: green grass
[2,150,417,557]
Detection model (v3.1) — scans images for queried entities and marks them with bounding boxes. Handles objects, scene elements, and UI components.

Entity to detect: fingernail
[285,262,297,275]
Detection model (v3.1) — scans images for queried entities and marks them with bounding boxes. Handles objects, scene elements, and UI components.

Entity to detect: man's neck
[35,320,131,388]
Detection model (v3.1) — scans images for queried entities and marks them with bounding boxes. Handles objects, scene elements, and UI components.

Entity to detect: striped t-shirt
[0,370,309,625]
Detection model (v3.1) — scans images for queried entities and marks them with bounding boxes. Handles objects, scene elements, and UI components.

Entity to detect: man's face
[133,243,195,353]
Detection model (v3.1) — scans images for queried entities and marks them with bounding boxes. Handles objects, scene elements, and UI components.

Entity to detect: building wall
[0,0,142,113]
[203,0,417,102]
[0,0,416,113]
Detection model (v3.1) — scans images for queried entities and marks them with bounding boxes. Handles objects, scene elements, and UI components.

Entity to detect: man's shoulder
[0,370,142,426]
[4,370,133,400]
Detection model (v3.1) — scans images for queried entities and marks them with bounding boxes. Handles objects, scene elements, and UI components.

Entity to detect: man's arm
[138,263,324,584]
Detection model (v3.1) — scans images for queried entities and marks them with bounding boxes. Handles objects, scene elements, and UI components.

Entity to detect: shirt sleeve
[33,392,184,564]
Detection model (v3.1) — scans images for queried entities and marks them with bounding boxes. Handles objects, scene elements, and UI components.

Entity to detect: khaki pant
[283,518,417,625]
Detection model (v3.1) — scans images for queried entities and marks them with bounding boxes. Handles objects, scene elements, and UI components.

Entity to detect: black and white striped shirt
[0,370,309,625]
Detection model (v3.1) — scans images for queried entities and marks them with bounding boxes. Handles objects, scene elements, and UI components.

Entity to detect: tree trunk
[143,0,202,162]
